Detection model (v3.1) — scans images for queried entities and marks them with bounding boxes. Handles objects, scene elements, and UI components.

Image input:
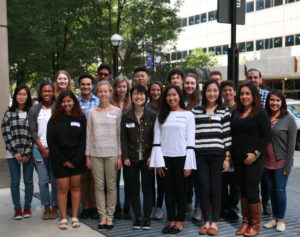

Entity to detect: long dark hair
[148,81,163,111]
[265,89,288,118]
[9,84,32,112]
[202,79,222,108]
[51,90,84,122]
[158,85,185,124]
[236,83,261,117]
[38,82,55,103]
[183,73,201,110]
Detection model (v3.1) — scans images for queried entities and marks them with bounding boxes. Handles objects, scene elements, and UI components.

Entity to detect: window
[222,45,229,55]
[274,0,283,6]
[208,47,215,53]
[182,51,187,58]
[189,16,195,25]
[203,48,207,53]
[265,0,273,8]
[274,37,282,47]
[165,54,171,61]
[256,0,264,10]
[208,11,217,21]
[296,34,300,45]
[246,41,254,51]
[195,15,200,24]
[285,35,294,46]
[189,49,193,54]
[246,1,254,12]
[171,52,177,60]
[181,18,187,27]
[201,13,207,23]
[215,46,222,55]
[177,52,182,60]
[265,38,273,49]
[239,42,246,52]
[286,0,295,3]
[256,40,264,50]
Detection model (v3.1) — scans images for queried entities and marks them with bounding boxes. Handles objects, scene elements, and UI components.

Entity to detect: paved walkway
[1,151,300,237]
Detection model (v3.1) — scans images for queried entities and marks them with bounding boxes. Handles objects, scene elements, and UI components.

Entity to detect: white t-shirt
[37,109,52,147]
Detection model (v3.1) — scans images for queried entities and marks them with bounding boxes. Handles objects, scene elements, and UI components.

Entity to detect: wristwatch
[254,150,261,159]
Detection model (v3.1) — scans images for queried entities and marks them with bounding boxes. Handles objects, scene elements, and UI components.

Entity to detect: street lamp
[110,34,123,79]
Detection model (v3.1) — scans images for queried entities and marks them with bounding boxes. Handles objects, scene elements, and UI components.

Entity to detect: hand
[147,157,153,170]
[41,148,49,159]
[21,156,30,163]
[223,160,230,172]
[14,153,22,161]
[243,153,256,165]
[86,156,92,169]
[283,170,290,175]
[124,159,131,166]
[64,161,75,168]
[115,156,122,171]
[156,167,167,177]
[184,169,191,178]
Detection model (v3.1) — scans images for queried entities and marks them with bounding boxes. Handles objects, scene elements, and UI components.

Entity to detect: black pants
[196,152,224,222]
[162,156,187,222]
[152,173,165,208]
[221,171,240,211]
[116,169,130,209]
[234,156,265,204]
[261,172,270,204]
[123,160,154,219]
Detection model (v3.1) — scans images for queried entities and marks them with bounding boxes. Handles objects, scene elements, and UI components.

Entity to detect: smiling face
[222,85,236,103]
[240,86,253,108]
[96,84,111,103]
[268,94,282,113]
[40,85,54,103]
[149,84,161,101]
[61,96,75,115]
[184,76,197,95]
[246,70,262,89]
[56,73,69,91]
[205,83,219,104]
[16,89,28,107]
[79,78,93,97]
[166,88,180,110]
[116,81,128,98]
[131,89,146,107]
[134,71,148,87]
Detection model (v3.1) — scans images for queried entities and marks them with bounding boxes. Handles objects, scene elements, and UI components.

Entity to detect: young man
[168,68,184,90]
[209,71,223,84]
[97,64,112,82]
[133,67,149,88]
[78,73,99,219]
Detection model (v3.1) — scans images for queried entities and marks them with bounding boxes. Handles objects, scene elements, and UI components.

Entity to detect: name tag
[81,105,86,110]
[126,122,135,128]
[71,122,80,127]
[211,115,221,121]
[107,113,117,119]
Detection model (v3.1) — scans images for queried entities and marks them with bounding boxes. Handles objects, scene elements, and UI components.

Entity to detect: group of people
[1,64,297,237]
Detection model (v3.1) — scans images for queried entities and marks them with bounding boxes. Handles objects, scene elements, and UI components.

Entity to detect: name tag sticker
[81,105,86,110]
[107,113,117,119]
[71,122,80,127]
[126,123,135,128]
[211,115,221,121]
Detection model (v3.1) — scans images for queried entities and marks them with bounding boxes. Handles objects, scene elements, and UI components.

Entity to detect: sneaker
[14,208,23,220]
[262,201,272,215]
[276,221,285,232]
[186,202,192,213]
[192,207,202,221]
[23,207,32,218]
[150,207,156,219]
[142,218,151,230]
[154,207,163,220]
[49,208,58,220]
[133,219,141,229]
[264,219,277,229]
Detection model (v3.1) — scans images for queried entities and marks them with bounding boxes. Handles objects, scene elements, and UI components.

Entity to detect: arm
[115,110,122,170]
[256,110,271,154]
[72,117,87,165]
[85,110,92,156]
[284,115,297,173]
[149,117,165,168]
[120,113,129,160]
[222,108,232,151]
[184,112,196,170]
[1,111,18,154]
[28,105,40,142]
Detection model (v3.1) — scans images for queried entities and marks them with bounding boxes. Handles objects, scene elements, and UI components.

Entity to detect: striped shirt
[192,105,232,154]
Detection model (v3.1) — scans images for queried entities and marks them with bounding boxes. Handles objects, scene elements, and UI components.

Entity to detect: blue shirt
[78,94,99,118]
[259,88,269,108]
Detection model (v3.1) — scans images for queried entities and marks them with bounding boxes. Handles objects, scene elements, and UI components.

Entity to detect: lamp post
[110,34,123,79]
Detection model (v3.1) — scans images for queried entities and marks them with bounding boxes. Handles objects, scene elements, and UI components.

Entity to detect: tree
[180,48,218,69]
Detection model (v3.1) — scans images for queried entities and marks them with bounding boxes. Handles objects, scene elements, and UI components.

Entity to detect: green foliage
[180,48,218,69]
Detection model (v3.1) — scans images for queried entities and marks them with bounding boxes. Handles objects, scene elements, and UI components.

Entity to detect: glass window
[256,0,264,10]
[274,37,282,47]
[189,50,193,54]
[203,48,207,53]
[189,16,195,25]
[265,0,273,8]
[239,42,246,52]
[246,1,254,12]
[215,46,222,55]
[182,51,187,58]
[274,0,283,6]
[286,0,295,3]
[209,47,215,53]
[246,41,254,51]
[296,34,300,45]
[208,11,216,21]
[195,15,200,24]
[201,13,207,22]
[285,35,294,46]
[181,18,187,27]
[256,40,264,50]
[177,52,182,60]
[265,38,274,49]
[171,52,177,60]
[165,54,171,61]
[222,45,229,55]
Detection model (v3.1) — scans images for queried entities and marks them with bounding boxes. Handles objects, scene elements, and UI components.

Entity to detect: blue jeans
[264,168,289,221]
[33,146,57,206]
[7,157,34,210]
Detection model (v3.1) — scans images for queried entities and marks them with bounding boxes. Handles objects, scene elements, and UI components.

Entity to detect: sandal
[72,217,80,228]
[59,219,68,230]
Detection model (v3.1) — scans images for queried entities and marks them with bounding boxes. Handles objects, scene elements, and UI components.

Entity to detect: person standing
[47,90,86,230]
[263,90,297,232]
[1,84,34,220]
[168,69,184,90]
[150,85,196,234]
[53,70,74,99]
[28,82,57,220]
[77,73,99,220]
[133,67,149,88]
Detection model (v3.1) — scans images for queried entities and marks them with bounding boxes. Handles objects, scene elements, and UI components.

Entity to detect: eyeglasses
[41,90,54,93]
[99,72,109,77]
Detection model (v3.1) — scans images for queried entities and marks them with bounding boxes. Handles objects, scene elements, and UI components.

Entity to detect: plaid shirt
[1,110,33,157]
[78,94,99,118]
[260,88,269,108]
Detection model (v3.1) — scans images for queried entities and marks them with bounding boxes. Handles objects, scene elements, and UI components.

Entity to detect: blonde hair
[54,70,73,99]
[95,80,112,95]
[111,76,131,109]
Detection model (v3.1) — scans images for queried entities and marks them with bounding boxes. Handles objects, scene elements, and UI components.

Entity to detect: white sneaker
[150,207,156,219]
[154,207,163,220]
[276,221,285,232]
[192,207,202,221]
[264,219,277,229]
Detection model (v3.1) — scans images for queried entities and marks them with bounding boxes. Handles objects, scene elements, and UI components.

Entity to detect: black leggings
[196,152,224,222]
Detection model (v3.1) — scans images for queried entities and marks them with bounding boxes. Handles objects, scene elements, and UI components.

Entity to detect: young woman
[192,79,232,235]
[1,84,34,220]
[47,90,86,230]
[263,90,297,232]
[85,81,122,230]
[111,75,131,220]
[28,82,57,220]
[53,70,73,99]
[146,81,163,112]
[150,85,196,235]
[231,83,271,237]
[121,85,156,229]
